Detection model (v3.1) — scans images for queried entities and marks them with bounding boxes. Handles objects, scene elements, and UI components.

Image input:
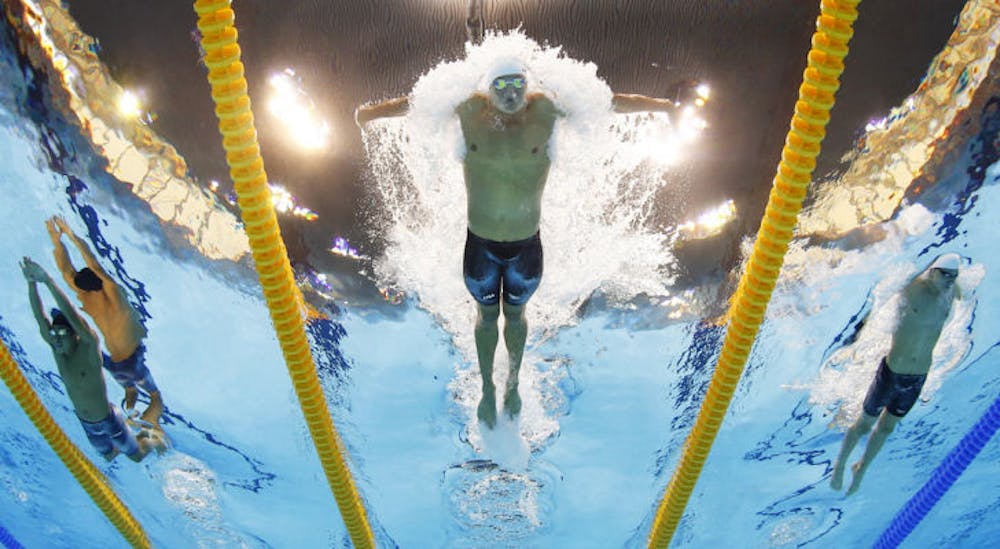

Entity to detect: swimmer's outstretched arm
[355,97,409,125]
[21,258,93,340]
[48,216,116,292]
[23,260,53,341]
[611,93,679,114]
[55,217,110,279]
[47,217,79,288]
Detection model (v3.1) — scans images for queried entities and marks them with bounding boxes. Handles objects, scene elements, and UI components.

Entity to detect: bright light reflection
[865,96,918,133]
[865,118,888,132]
[118,90,141,119]
[677,199,737,240]
[679,106,708,142]
[267,69,331,151]
[629,104,709,167]
[329,236,361,259]
[623,82,711,167]
[696,83,710,101]
[268,183,318,221]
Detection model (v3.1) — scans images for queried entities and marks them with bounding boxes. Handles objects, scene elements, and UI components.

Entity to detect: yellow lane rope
[647,1,861,546]
[0,341,149,548]
[192,2,375,546]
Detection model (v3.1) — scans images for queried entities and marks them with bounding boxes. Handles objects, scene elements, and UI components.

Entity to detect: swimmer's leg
[501,301,526,421]
[140,390,164,427]
[475,303,501,429]
[848,412,899,495]
[123,386,139,412]
[831,411,877,490]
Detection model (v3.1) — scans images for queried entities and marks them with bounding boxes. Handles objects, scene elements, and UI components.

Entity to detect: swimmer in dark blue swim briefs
[463,230,543,308]
[357,56,691,428]
[462,228,544,428]
[831,253,964,495]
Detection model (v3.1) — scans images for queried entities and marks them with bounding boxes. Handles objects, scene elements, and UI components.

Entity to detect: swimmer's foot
[503,385,521,421]
[478,391,497,430]
[123,386,138,413]
[140,391,164,428]
[830,460,845,491]
[846,461,865,496]
[137,426,170,456]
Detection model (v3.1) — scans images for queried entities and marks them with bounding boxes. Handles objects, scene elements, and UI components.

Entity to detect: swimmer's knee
[857,412,878,429]
[877,414,901,434]
[501,301,525,319]
[477,303,500,323]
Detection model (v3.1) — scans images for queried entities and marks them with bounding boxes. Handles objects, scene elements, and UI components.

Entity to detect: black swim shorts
[862,357,928,418]
[463,229,543,306]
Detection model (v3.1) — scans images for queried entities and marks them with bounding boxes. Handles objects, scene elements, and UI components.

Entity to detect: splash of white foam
[774,202,982,427]
[800,258,981,427]
[362,30,690,449]
[155,453,251,547]
[478,415,530,472]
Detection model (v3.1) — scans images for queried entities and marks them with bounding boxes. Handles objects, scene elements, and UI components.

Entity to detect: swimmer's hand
[45,217,61,243]
[52,215,73,235]
[670,79,710,109]
[20,257,47,283]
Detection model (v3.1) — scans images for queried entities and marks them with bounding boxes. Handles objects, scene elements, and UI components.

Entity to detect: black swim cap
[74,268,103,292]
[50,308,75,334]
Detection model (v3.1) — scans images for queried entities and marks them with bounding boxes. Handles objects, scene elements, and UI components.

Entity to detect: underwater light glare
[678,105,708,142]
[696,83,710,101]
[630,106,707,167]
[677,199,737,240]
[117,89,141,119]
[268,183,318,221]
[267,69,331,151]
[329,236,361,259]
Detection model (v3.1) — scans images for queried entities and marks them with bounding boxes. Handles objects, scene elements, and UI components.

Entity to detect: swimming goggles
[493,77,525,90]
[934,268,958,280]
[49,326,72,337]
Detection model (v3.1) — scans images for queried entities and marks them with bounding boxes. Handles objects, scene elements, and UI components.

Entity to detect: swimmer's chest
[898,290,950,333]
[460,108,554,168]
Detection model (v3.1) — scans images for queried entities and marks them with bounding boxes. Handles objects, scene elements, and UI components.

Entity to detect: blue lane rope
[0,524,25,549]
[873,392,1000,548]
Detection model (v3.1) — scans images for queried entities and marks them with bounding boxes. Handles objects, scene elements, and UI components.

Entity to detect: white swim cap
[482,56,529,89]
[929,252,961,272]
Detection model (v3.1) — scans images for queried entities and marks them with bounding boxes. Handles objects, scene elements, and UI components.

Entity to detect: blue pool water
[1,12,999,549]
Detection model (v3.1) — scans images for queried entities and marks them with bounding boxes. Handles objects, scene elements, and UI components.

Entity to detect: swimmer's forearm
[27,281,47,333]
[43,274,87,334]
[611,93,678,114]
[66,231,107,277]
[356,97,410,125]
[51,238,77,284]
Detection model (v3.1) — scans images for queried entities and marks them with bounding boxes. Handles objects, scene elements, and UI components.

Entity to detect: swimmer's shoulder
[527,94,563,118]
[457,94,489,116]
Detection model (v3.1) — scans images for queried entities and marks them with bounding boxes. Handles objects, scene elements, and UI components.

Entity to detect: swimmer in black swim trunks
[358,57,694,428]
[20,258,165,461]
[831,253,963,495]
